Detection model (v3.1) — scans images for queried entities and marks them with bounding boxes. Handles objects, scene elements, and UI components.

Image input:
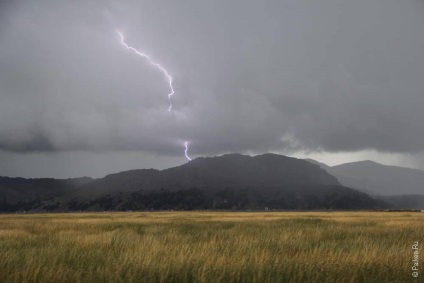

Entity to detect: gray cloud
[1,0,424,161]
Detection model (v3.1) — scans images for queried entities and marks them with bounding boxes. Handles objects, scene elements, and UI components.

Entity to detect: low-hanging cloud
[1,0,424,158]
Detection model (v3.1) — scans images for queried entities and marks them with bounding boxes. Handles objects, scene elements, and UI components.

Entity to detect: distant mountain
[305,159,424,196]
[332,161,424,195]
[0,154,387,212]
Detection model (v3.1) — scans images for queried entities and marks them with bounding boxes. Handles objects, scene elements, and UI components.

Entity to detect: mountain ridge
[1,153,389,211]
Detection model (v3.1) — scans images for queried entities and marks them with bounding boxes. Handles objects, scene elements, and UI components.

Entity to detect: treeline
[63,185,386,212]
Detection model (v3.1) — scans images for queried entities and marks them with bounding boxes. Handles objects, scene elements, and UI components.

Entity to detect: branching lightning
[184,141,192,161]
[117,30,192,161]
[117,30,175,111]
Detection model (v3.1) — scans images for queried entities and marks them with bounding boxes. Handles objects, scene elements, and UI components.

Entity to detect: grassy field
[0,211,422,282]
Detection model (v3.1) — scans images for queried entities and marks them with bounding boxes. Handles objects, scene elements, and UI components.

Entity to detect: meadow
[0,211,422,282]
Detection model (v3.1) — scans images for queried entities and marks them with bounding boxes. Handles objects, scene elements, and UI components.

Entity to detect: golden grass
[0,211,422,282]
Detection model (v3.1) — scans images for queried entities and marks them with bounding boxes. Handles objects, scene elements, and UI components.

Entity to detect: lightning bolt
[184,141,192,161]
[117,30,175,111]
[117,30,193,162]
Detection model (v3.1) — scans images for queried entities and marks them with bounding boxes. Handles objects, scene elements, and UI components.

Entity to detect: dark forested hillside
[1,154,388,212]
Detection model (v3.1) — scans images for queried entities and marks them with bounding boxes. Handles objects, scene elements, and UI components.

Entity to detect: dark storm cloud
[1,0,423,157]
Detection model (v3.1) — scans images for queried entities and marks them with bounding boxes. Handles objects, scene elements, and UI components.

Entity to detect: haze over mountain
[306,159,424,196]
[0,176,93,210]
[0,154,385,212]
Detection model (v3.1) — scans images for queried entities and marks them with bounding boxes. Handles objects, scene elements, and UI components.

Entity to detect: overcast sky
[1,0,424,178]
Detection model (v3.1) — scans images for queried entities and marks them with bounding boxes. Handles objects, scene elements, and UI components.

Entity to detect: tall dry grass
[0,211,422,282]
